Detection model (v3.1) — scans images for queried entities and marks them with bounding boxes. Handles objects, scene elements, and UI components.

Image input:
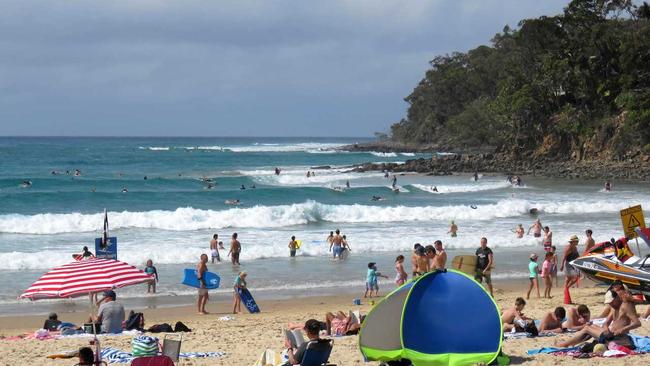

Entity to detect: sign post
[620,205,646,256]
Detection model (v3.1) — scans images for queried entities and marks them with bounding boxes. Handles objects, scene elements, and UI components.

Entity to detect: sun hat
[569,235,579,243]
[530,253,538,260]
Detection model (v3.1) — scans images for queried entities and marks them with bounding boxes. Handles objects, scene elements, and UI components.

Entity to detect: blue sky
[0,0,569,137]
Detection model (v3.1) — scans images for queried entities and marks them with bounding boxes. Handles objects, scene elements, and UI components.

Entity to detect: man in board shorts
[197,254,209,315]
[228,233,241,265]
[210,234,220,263]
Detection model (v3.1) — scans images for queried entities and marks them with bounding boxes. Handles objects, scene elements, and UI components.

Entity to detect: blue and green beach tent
[359,269,503,366]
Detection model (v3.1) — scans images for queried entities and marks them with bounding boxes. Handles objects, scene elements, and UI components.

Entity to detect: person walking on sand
[434,240,447,269]
[144,259,158,294]
[515,224,525,238]
[542,226,553,252]
[560,235,580,304]
[541,252,553,298]
[210,234,221,263]
[288,236,298,257]
[196,254,209,315]
[527,253,541,299]
[228,233,241,265]
[448,221,458,238]
[475,237,494,296]
[528,219,542,238]
[394,255,408,285]
[233,271,247,314]
[583,229,595,254]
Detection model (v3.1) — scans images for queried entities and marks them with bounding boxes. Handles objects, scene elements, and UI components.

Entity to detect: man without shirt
[330,229,343,259]
[539,307,566,333]
[502,297,529,332]
[434,240,447,269]
[583,229,595,254]
[228,233,241,265]
[557,285,641,348]
[563,304,591,331]
[411,243,422,277]
[210,234,220,263]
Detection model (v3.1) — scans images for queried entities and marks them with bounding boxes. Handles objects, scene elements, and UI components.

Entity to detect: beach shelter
[20,258,154,300]
[359,269,502,366]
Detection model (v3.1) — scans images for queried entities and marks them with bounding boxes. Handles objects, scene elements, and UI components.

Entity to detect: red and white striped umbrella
[20,258,154,300]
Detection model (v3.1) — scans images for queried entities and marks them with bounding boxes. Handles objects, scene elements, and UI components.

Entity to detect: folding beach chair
[130,355,175,366]
[162,333,182,363]
[300,339,335,366]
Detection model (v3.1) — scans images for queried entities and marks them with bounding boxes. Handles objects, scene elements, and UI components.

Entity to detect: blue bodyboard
[182,269,221,289]
[237,288,260,313]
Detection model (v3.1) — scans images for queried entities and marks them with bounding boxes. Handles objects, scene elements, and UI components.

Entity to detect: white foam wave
[227,143,343,153]
[370,152,397,157]
[2,198,647,236]
[412,181,512,194]
[139,146,170,151]
[401,153,415,156]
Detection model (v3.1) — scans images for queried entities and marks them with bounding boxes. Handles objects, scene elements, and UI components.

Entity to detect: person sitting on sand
[43,312,62,331]
[502,297,530,332]
[563,305,591,331]
[284,319,330,366]
[539,307,566,333]
[93,290,125,334]
[556,285,641,348]
[78,347,95,366]
[287,311,363,336]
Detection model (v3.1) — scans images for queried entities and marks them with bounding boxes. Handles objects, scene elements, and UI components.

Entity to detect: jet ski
[570,236,650,297]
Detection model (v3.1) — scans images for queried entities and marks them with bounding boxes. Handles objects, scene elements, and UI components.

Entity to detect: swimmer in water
[448,221,458,237]
[121,188,128,193]
[515,224,525,238]
[432,186,438,192]
[604,180,611,191]
[371,195,383,201]
[20,180,32,188]
[240,185,246,190]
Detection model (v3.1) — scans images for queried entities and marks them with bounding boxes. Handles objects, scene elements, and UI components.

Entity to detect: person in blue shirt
[526,253,540,299]
[364,262,388,298]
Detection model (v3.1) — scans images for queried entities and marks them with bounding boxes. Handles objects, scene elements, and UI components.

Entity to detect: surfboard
[72,254,95,261]
[237,288,260,313]
[295,240,302,250]
[451,255,478,276]
[182,269,221,289]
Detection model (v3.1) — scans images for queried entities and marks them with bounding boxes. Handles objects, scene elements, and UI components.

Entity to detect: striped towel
[100,347,225,364]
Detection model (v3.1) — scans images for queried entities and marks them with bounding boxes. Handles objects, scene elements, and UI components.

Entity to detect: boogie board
[295,240,302,250]
[72,254,95,261]
[237,288,260,313]
[182,269,221,289]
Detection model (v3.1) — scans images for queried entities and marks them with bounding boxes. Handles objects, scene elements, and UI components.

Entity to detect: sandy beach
[1,280,649,366]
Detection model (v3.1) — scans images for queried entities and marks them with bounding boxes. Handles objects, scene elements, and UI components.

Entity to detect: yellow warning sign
[620,205,646,238]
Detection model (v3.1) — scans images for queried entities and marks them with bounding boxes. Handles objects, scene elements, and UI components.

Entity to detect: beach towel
[526,346,580,355]
[630,334,650,352]
[100,347,225,363]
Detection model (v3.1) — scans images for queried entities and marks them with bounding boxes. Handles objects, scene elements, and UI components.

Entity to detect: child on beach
[364,262,388,298]
[541,252,553,298]
[526,253,540,299]
[233,271,247,314]
[144,259,158,294]
[394,255,408,285]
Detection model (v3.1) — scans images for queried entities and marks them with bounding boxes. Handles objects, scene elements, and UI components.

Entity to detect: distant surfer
[391,175,397,189]
[515,176,523,186]
[604,180,611,192]
[20,180,32,188]
[345,180,350,189]
[206,183,214,189]
[91,187,96,193]
[225,199,240,206]
[121,187,128,193]
[240,185,246,190]
[473,171,479,181]
[515,224,525,238]
[74,169,81,176]
[251,184,256,189]
[431,186,438,192]
[228,233,241,265]
[275,167,281,175]
[73,246,94,260]
[528,219,542,238]
[143,176,147,180]
[196,254,209,315]
[384,171,389,178]
[210,234,221,263]
[448,221,458,238]
[371,195,383,201]
[306,171,311,178]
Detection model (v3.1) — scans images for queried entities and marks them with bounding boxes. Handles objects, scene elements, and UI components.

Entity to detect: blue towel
[527,346,580,355]
[630,334,650,352]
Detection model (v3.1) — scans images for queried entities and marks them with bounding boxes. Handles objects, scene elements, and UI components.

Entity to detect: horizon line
[0,135,374,139]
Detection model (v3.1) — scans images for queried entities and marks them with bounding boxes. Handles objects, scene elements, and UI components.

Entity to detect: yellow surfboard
[295,240,302,250]
[451,255,478,276]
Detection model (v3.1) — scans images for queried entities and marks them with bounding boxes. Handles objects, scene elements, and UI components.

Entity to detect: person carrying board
[233,272,248,314]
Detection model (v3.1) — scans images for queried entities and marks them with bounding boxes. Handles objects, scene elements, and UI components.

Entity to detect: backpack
[125,312,145,331]
[148,323,173,333]
[174,321,192,332]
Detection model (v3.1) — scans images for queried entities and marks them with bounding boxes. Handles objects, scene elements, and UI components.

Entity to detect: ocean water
[0,137,648,315]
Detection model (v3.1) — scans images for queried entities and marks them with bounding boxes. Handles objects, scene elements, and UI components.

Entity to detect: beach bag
[148,323,173,333]
[174,321,191,332]
[125,312,145,331]
[132,335,159,357]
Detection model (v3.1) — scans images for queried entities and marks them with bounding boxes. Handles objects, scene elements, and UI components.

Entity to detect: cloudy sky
[0,0,569,137]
